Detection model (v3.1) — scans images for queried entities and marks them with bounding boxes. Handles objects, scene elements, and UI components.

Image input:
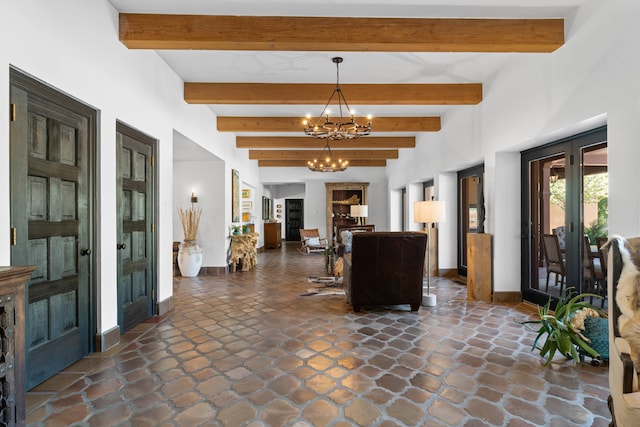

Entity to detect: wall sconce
[191,191,198,210]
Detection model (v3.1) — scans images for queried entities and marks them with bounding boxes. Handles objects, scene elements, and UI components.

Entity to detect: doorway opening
[457,165,485,277]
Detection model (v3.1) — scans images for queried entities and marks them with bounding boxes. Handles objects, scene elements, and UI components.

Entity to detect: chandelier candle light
[303,57,372,141]
[307,141,349,172]
[414,197,446,307]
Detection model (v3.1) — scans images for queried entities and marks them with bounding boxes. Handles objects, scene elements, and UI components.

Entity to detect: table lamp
[350,204,368,225]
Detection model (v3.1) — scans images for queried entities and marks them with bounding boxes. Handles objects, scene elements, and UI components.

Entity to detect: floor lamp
[414,198,446,307]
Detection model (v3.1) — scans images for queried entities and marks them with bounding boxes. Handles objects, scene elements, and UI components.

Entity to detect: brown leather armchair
[343,232,427,312]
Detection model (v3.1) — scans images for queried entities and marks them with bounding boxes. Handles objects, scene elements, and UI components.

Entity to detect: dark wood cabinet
[264,223,282,249]
[0,266,34,426]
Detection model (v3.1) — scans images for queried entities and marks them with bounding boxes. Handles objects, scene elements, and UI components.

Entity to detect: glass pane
[460,175,481,269]
[581,144,608,309]
[529,153,566,298]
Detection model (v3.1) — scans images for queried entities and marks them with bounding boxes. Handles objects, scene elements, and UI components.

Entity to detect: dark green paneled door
[10,69,95,389]
[116,123,156,332]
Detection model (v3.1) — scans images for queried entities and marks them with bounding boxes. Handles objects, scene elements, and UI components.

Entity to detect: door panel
[117,123,156,332]
[10,74,94,389]
[285,199,303,241]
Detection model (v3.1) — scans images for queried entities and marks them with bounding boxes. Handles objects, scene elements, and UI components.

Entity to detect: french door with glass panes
[521,127,608,307]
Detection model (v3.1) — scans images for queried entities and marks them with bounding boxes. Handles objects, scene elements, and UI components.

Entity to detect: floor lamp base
[422,293,437,307]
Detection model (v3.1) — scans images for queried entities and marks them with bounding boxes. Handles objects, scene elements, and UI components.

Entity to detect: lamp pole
[423,222,436,306]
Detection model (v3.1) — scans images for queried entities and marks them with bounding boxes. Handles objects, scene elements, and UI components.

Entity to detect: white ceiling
[107,0,588,137]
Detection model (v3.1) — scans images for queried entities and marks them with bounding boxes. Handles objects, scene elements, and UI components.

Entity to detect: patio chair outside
[541,233,566,292]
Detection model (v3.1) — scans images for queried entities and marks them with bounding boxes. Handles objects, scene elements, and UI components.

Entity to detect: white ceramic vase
[178,240,202,277]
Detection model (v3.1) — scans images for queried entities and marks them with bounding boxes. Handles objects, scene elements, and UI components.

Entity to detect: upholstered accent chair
[336,224,375,257]
[343,232,427,312]
[607,236,640,426]
[553,225,566,250]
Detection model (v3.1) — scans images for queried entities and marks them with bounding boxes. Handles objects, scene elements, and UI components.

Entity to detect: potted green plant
[231,225,242,235]
[515,288,607,366]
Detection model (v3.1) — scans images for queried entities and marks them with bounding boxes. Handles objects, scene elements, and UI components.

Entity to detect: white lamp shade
[414,200,446,223]
[350,204,368,218]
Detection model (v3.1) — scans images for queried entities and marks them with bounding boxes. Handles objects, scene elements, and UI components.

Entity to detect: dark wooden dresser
[0,266,34,426]
[264,223,282,249]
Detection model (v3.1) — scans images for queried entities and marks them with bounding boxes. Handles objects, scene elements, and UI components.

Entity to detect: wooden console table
[228,233,259,272]
[264,223,281,249]
[0,265,35,426]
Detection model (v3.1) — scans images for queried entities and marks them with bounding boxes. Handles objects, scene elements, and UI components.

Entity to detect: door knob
[80,248,92,256]
[117,243,127,250]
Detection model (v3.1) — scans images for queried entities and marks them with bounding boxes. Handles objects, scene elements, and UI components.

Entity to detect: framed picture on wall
[232,169,240,222]
[262,196,271,220]
[242,189,251,199]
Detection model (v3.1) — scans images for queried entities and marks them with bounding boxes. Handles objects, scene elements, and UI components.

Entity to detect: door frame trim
[10,66,98,355]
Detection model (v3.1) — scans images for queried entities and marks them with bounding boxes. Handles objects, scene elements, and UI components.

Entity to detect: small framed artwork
[242,189,251,199]
[242,201,252,211]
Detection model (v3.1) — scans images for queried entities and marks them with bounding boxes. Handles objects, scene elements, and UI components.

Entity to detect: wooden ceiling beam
[218,116,441,132]
[119,14,564,53]
[249,149,398,160]
[185,83,482,105]
[237,136,414,149]
[258,159,387,167]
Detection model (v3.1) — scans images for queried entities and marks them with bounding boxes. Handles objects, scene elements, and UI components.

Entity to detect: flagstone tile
[25,242,611,426]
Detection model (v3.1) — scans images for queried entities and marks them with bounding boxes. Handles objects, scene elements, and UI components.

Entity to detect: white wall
[0,0,260,334]
[386,0,640,292]
[261,167,390,236]
[4,0,640,332]
[173,161,227,267]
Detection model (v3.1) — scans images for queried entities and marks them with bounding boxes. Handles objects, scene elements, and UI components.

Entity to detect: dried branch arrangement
[178,207,202,241]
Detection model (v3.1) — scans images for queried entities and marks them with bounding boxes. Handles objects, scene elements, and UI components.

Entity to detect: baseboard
[157,295,175,316]
[439,269,459,279]
[493,291,522,303]
[96,325,120,352]
[198,266,228,276]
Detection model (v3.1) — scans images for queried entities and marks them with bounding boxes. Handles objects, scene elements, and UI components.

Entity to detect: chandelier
[307,142,349,172]
[303,57,372,140]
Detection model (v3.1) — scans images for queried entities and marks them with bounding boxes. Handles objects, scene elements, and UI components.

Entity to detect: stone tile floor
[26,242,611,426]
